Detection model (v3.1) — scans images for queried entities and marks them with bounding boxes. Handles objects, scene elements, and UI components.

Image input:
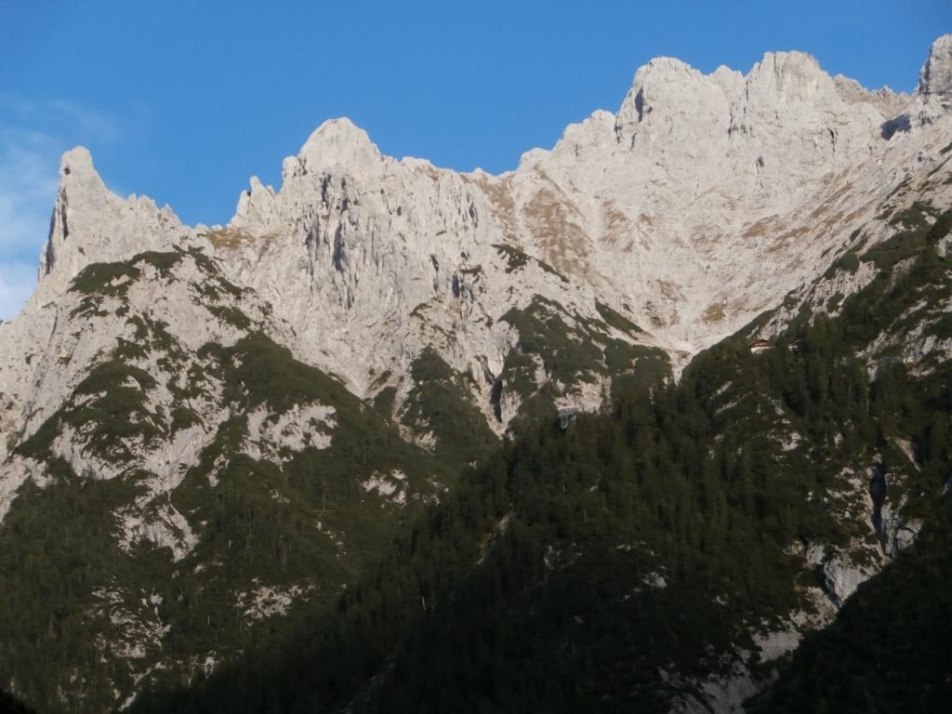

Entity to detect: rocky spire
[40,147,110,276]
[906,34,952,125]
[36,146,188,298]
[918,34,952,100]
[296,117,384,175]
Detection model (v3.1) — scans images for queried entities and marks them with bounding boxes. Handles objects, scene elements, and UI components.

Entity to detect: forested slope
[130,206,952,712]
[750,500,952,712]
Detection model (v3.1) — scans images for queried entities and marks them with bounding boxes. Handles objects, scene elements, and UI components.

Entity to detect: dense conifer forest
[750,499,952,712]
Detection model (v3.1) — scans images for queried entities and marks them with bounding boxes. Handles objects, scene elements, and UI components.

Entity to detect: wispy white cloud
[0,95,122,146]
[0,260,37,321]
[0,134,59,258]
[0,96,120,319]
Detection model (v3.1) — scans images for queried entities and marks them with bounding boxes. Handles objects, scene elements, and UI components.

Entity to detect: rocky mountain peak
[219,38,951,409]
[40,147,109,275]
[748,50,829,102]
[296,117,384,175]
[618,54,715,120]
[40,146,108,279]
[617,49,833,131]
[612,47,866,159]
[36,146,188,301]
[58,146,107,194]
[918,33,952,99]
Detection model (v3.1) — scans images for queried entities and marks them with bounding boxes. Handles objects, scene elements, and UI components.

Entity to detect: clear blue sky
[0,0,949,318]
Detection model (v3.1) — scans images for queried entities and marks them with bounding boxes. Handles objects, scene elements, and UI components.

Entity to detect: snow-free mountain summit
[1,35,951,713]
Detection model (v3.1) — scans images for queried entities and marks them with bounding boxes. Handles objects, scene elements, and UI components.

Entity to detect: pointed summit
[37,146,185,293]
[747,51,830,102]
[40,147,110,276]
[58,146,108,198]
[297,117,383,175]
[917,34,952,99]
[60,146,97,177]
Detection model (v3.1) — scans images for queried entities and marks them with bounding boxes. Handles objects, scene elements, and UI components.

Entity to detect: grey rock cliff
[919,33,952,99]
[3,37,951,461]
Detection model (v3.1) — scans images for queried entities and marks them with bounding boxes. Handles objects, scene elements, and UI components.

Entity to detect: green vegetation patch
[70,261,141,296]
[493,243,530,272]
[0,472,167,714]
[888,199,936,232]
[133,250,184,277]
[17,359,162,466]
[823,248,860,279]
[206,304,252,330]
[493,243,567,281]
[64,361,162,463]
[215,333,351,412]
[372,385,397,417]
[70,250,184,297]
[69,250,189,319]
[402,347,497,467]
[500,295,670,426]
[595,300,644,334]
[502,297,603,385]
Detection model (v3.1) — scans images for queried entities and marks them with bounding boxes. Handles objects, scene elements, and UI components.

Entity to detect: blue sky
[0,1,948,319]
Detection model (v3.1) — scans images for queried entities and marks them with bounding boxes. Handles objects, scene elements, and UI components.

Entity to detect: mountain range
[1,34,951,713]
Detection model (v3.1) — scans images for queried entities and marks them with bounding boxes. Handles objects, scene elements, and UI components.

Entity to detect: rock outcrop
[919,33,952,100]
[40,147,187,296]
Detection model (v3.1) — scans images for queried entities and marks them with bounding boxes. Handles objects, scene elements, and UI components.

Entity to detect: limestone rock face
[918,34,952,99]
[3,37,952,461]
[910,33,952,123]
[214,35,951,418]
[297,118,385,175]
[0,150,195,474]
[0,40,949,488]
[40,148,188,297]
